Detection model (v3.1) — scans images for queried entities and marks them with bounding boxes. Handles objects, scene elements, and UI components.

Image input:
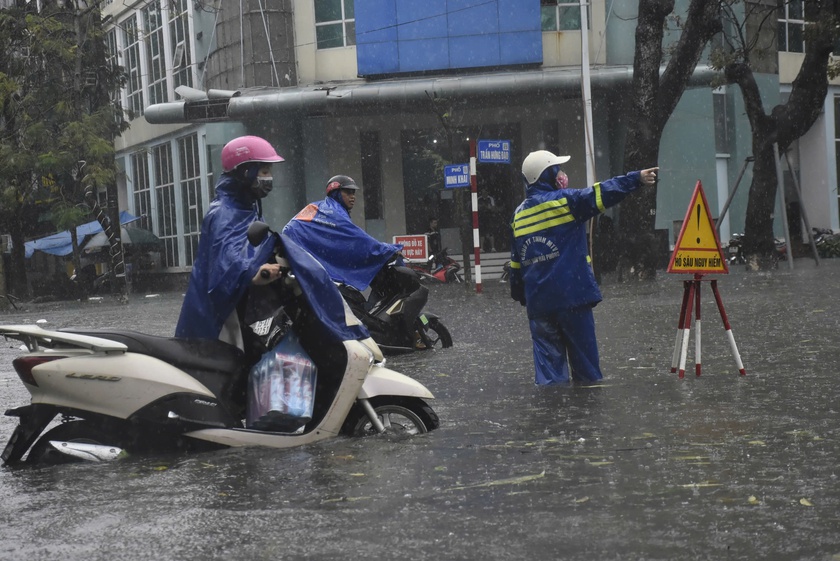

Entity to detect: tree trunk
[613,0,722,280]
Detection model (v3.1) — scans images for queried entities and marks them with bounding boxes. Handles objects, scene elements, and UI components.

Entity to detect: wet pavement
[1,259,839,561]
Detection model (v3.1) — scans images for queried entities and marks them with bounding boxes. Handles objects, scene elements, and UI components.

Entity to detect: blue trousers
[529,306,603,385]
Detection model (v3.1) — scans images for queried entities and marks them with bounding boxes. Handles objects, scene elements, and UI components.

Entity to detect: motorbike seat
[60,329,246,375]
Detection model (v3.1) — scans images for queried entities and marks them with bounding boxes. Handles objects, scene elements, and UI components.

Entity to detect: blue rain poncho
[176,175,274,340]
[282,195,402,291]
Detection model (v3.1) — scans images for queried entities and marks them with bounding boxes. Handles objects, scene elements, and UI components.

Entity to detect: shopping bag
[246,330,317,432]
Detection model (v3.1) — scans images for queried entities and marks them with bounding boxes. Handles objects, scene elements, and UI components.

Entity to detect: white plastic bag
[246,331,317,432]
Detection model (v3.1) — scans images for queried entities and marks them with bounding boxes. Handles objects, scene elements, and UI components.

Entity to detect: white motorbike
[0,224,438,466]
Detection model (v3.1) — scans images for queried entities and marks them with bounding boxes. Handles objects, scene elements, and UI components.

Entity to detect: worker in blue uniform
[509,150,659,385]
[176,136,286,349]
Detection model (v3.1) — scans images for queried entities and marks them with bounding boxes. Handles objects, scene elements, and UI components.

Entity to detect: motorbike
[405,248,463,284]
[338,262,453,355]
[0,223,439,466]
[727,233,746,265]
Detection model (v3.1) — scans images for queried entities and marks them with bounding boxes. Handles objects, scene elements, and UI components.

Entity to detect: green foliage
[0,2,127,240]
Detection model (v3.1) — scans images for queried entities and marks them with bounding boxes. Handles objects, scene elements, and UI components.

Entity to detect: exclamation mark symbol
[696,204,701,244]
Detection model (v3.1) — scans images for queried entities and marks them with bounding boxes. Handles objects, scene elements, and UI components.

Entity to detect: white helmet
[521,150,571,185]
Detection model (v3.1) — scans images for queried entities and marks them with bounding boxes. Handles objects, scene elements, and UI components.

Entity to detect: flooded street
[1,262,839,560]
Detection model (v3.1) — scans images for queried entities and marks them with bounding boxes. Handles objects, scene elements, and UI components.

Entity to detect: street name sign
[477,140,511,164]
[444,164,471,188]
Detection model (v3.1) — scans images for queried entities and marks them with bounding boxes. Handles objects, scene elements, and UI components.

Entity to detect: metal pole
[773,143,794,269]
[715,157,753,234]
[783,151,820,266]
[470,140,482,294]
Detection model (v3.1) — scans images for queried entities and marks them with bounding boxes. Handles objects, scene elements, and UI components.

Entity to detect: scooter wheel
[341,397,439,437]
[419,318,453,349]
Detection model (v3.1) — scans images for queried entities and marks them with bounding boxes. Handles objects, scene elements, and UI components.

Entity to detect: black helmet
[326,175,359,195]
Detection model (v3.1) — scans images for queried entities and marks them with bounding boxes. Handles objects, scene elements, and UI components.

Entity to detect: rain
[2,261,840,559]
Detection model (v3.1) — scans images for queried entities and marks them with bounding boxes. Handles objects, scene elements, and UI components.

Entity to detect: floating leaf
[575,496,590,504]
[589,461,613,466]
[679,481,722,488]
[748,441,766,446]
[800,498,814,507]
[349,473,365,477]
[448,470,546,491]
[748,495,760,505]
[333,455,354,460]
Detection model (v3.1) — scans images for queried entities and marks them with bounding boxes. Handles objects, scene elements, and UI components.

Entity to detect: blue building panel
[356,0,542,76]
[396,0,447,41]
[447,0,499,34]
[450,34,500,69]
[399,39,451,72]
[498,0,539,32]
[499,31,543,65]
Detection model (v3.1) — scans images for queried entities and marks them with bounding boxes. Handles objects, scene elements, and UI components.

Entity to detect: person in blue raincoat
[282,175,403,291]
[176,136,286,349]
[509,150,659,385]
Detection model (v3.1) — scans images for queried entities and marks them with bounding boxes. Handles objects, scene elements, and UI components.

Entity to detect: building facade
[103,0,839,278]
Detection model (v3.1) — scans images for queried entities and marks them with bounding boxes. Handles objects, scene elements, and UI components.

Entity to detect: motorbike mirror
[247,221,271,246]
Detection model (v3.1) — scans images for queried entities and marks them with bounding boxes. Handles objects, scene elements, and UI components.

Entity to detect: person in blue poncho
[509,150,658,385]
[282,175,403,292]
[175,136,286,349]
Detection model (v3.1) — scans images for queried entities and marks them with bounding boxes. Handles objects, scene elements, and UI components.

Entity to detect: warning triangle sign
[667,181,728,274]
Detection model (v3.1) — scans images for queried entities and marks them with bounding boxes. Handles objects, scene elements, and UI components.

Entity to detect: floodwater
[1,260,839,560]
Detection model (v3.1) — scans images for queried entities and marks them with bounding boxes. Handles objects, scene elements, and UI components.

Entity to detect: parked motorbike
[338,262,453,355]
[727,233,746,265]
[0,224,439,466]
[405,248,463,284]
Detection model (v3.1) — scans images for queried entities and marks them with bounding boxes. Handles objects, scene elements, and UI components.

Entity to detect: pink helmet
[221,136,284,173]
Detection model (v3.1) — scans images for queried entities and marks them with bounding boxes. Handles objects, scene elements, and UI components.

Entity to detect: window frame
[315,0,356,50]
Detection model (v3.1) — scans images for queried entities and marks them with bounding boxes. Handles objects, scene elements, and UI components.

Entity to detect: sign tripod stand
[666,181,746,378]
[670,274,746,378]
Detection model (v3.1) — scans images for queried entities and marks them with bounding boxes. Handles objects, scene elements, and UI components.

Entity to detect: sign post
[667,181,745,378]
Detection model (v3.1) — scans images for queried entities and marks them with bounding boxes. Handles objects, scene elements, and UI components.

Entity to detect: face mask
[555,170,569,190]
[251,176,273,199]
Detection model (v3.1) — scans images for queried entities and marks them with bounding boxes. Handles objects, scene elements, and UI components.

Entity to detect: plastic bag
[246,330,317,432]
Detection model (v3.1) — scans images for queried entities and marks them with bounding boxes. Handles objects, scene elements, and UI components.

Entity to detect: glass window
[315,0,355,49]
[169,0,193,90]
[541,0,589,31]
[778,0,805,53]
[153,143,179,269]
[143,2,167,106]
[179,134,203,267]
[121,17,144,117]
[131,152,152,227]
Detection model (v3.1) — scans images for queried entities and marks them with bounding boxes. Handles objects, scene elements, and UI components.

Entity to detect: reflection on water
[1,264,840,559]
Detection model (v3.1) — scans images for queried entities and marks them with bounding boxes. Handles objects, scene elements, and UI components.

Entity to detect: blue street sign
[477,140,511,164]
[444,164,471,188]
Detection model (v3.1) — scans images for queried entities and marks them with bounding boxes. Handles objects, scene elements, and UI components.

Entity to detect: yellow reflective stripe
[514,198,567,220]
[594,183,604,212]
[513,200,573,238]
[510,261,521,269]
[514,213,575,237]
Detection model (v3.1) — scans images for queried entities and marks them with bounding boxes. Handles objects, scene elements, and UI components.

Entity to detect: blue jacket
[176,175,274,339]
[509,171,643,319]
[282,195,402,291]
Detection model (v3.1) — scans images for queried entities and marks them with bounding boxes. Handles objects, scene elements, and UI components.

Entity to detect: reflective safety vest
[509,171,642,319]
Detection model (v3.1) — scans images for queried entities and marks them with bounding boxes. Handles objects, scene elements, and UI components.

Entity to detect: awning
[25,211,141,258]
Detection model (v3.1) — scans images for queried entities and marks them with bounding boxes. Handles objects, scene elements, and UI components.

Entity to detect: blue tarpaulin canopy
[24,211,140,258]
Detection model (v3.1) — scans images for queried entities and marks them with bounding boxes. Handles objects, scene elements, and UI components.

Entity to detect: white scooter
[0,225,438,466]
